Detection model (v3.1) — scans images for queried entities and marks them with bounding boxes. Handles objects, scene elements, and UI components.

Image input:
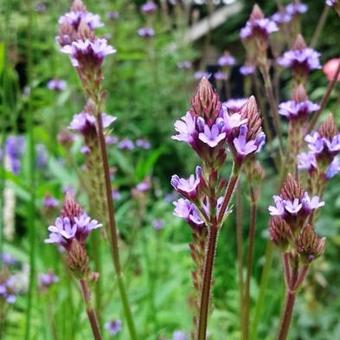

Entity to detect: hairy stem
[197,225,219,340]
[79,279,102,340]
[243,186,257,340]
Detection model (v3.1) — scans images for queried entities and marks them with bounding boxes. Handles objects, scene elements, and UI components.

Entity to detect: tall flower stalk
[171,78,265,339]
[56,1,137,338]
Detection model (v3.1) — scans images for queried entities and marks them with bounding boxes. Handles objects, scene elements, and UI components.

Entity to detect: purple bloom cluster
[271,11,292,25]
[47,79,67,91]
[217,53,236,67]
[171,166,202,200]
[326,0,336,6]
[45,212,101,249]
[1,252,17,266]
[194,71,209,80]
[43,195,59,209]
[214,71,226,80]
[39,272,59,289]
[0,276,16,304]
[286,2,308,16]
[135,139,151,149]
[141,1,157,14]
[58,9,103,31]
[135,178,151,192]
[118,138,135,150]
[61,39,116,68]
[5,136,25,174]
[137,27,155,38]
[173,198,204,230]
[240,64,256,76]
[278,100,320,120]
[105,319,122,336]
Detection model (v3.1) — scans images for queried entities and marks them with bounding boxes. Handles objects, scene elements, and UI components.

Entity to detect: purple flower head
[69,112,116,136]
[80,145,91,154]
[173,330,188,340]
[214,71,226,80]
[304,132,324,154]
[135,139,151,149]
[61,38,116,68]
[47,79,67,91]
[36,144,48,168]
[118,138,135,150]
[43,195,59,209]
[217,53,236,67]
[45,209,102,250]
[177,61,192,70]
[194,71,209,80]
[58,10,103,31]
[222,99,248,114]
[271,11,292,25]
[152,219,164,230]
[198,123,226,148]
[106,135,119,145]
[268,195,286,216]
[172,112,196,145]
[112,189,121,201]
[105,319,122,336]
[141,1,157,14]
[301,192,324,213]
[135,178,151,192]
[0,276,16,304]
[233,125,263,158]
[221,105,248,135]
[1,252,17,266]
[171,166,202,200]
[298,152,317,172]
[240,64,256,76]
[107,11,120,20]
[5,136,25,174]
[284,198,303,215]
[173,198,204,230]
[286,3,308,16]
[278,100,320,120]
[39,272,59,289]
[137,27,155,38]
[326,0,336,6]
[326,157,340,179]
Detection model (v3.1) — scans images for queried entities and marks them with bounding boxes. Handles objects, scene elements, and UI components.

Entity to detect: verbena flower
[0,276,16,304]
[5,136,25,174]
[217,52,236,67]
[59,10,103,30]
[278,100,320,120]
[214,71,226,80]
[326,157,340,179]
[47,79,67,91]
[240,64,256,76]
[135,139,151,149]
[61,38,116,68]
[222,98,248,114]
[271,11,292,25]
[194,71,209,80]
[285,2,308,16]
[233,125,264,157]
[297,152,317,171]
[1,252,17,266]
[39,272,59,289]
[173,198,204,230]
[137,27,155,38]
[43,195,59,209]
[118,138,135,150]
[105,319,122,336]
[107,11,120,21]
[140,1,157,14]
[135,178,151,192]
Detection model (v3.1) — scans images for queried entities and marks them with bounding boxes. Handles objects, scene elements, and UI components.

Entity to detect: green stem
[250,241,274,340]
[79,279,102,340]
[243,186,257,340]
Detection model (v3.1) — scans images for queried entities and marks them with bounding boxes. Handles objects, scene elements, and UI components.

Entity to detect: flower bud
[318,113,337,139]
[269,217,291,250]
[280,174,303,201]
[292,34,307,51]
[240,96,262,140]
[292,84,307,103]
[66,240,89,278]
[61,192,83,223]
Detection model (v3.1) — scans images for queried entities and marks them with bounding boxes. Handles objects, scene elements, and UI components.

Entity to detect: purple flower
[106,135,119,145]
[177,61,192,70]
[222,99,248,114]
[233,125,264,157]
[214,71,226,80]
[301,192,324,212]
[198,123,226,148]
[118,138,135,150]
[39,272,59,289]
[271,11,292,25]
[278,100,320,119]
[105,319,122,336]
[221,106,247,133]
[324,135,340,153]
[45,213,102,249]
[298,152,317,171]
[137,27,155,38]
[326,157,340,178]
[61,38,116,68]
[171,166,202,200]
[0,276,16,304]
[326,0,336,6]
[36,144,48,168]
[152,219,164,230]
[284,198,303,215]
[59,10,103,30]
[112,189,121,201]
[135,139,151,149]
[141,1,157,14]
[304,132,324,154]
[240,18,278,40]
[5,136,25,174]
[277,48,321,73]
[194,71,209,80]
[43,195,59,209]
[172,112,196,145]
[80,145,90,154]
[217,53,236,67]
[135,178,151,192]
[69,112,116,135]
[173,198,204,229]
[107,11,120,20]
[268,195,286,216]
[286,3,308,16]
[1,252,17,266]
[173,330,188,340]
[240,64,256,76]
[47,79,67,91]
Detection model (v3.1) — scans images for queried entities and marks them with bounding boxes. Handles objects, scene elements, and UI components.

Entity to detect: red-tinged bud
[318,113,338,139]
[250,4,264,21]
[240,96,263,140]
[296,224,326,263]
[61,192,83,223]
[292,84,307,103]
[269,217,291,250]
[71,0,87,12]
[77,21,96,41]
[292,34,307,51]
[57,22,76,47]
[66,240,89,278]
[280,174,303,200]
[58,129,75,148]
[191,78,222,123]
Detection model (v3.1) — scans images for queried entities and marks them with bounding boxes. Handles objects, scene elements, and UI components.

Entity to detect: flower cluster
[138,1,157,38]
[217,52,236,68]
[4,136,25,174]
[45,194,101,250]
[47,79,67,91]
[269,175,325,263]
[298,114,340,180]
[0,274,16,304]
[105,319,122,336]
[172,78,264,167]
[277,35,321,81]
[39,272,59,289]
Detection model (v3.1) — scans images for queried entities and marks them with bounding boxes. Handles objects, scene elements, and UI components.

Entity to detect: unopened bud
[269,217,291,250]
[67,240,89,278]
[292,84,307,103]
[250,4,264,21]
[292,34,307,51]
[240,96,262,140]
[318,113,338,139]
[280,174,303,200]
[71,0,87,12]
[61,193,83,222]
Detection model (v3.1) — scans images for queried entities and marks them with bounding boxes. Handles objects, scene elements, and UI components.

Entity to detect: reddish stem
[277,290,296,340]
